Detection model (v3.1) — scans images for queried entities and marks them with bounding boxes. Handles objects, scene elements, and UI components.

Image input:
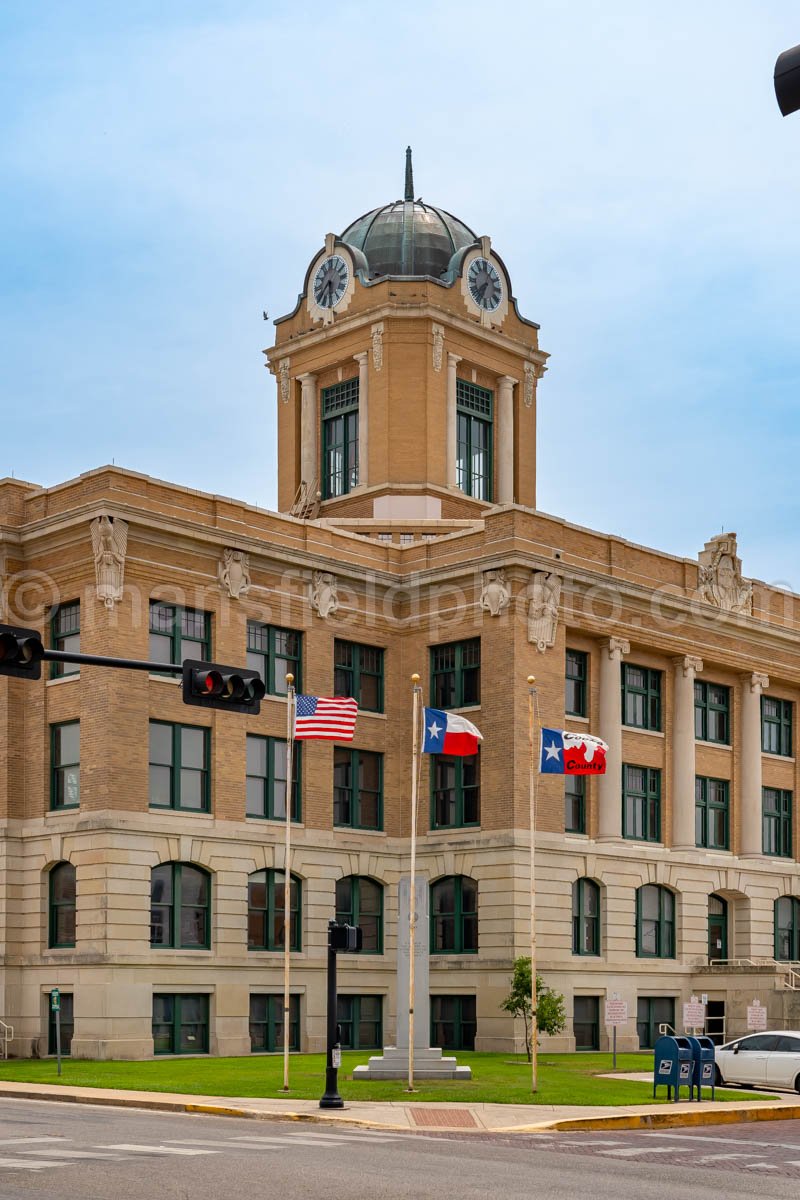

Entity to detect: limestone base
[352,1045,472,1080]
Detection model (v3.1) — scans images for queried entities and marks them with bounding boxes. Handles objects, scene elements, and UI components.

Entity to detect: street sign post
[50,989,61,1077]
[604,995,628,1070]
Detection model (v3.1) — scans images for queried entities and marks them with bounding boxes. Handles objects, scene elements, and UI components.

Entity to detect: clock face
[312,254,349,309]
[467,257,502,311]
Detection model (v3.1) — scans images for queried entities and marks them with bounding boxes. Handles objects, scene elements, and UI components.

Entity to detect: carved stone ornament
[90,515,128,608]
[698,532,752,615]
[218,548,251,600]
[527,570,562,651]
[749,671,770,694]
[278,358,291,403]
[432,324,444,373]
[673,654,703,677]
[371,322,384,372]
[310,570,339,619]
[479,568,510,617]
[524,363,536,408]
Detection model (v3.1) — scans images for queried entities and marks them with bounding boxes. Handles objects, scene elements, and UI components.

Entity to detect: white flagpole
[407,673,421,1092]
[528,675,538,1094]
[282,673,296,1092]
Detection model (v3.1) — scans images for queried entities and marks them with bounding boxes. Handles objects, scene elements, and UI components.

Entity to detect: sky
[1,1,799,585]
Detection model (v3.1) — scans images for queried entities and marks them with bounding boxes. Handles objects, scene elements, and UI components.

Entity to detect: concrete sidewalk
[0,1079,799,1134]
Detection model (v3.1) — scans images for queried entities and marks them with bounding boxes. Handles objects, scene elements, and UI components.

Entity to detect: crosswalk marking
[649,1132,800,1151]
[164,1140,282,1150]
[20,1149,126,1160]
[696,1153,758,1163]
[0,1157,73,1171]
[102,1144,219,1156]
[600,1147,685,1158]
[0,1138,67,1147]
[745,1163,780,1170]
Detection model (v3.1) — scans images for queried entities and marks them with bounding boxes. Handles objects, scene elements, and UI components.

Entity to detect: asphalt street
[1,1100,800,1200]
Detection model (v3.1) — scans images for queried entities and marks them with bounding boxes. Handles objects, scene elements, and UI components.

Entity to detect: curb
[531,1104,800,1133]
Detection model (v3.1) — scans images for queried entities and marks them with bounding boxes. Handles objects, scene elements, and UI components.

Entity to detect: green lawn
[0,1052,768,1106]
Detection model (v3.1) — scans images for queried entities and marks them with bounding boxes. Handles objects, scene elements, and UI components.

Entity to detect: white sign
[683,997,706,1029]
[701,993,708,1005]
[332,1048,342,1068]
[604,999,628,1027]
[747,1002,767,1031]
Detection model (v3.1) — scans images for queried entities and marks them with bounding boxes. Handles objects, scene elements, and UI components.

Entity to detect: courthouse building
[2,154,800,1059]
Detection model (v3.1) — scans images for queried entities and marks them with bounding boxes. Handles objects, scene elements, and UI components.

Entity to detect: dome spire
[404,146,414,202]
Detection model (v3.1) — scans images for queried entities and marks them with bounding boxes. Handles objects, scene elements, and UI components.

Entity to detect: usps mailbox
[653,1035,693,1101]
[687,1035,716,1101]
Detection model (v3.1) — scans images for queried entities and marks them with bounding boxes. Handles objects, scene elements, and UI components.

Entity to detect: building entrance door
[706,1000,725,1045]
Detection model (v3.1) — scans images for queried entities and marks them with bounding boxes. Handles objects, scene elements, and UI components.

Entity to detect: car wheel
[794,1074,800,1095]
[714,1066,724,1087]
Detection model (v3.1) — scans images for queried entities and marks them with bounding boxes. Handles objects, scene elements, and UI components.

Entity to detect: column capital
[296,372,317,384]
[447,352,462,368]
[673,654,703,677]
[604,637,630,660]
[746,671,770,693]
[498,375,519,387]
[353,351,369,365]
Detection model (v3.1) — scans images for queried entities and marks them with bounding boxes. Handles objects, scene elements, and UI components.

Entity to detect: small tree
[500,956,566,1062]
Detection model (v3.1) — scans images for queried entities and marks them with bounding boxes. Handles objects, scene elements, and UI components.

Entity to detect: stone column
[297,373,318,487]
[597,637,629,840]
[740,671,769,857]
[354,352,369,488]
[446,352,461,487]
[497,375,516,504]
[671,656,703,848]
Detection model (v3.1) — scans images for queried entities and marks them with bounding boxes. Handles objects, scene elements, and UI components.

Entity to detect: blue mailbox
[653,1035,694,1101]
[687,1035,716,1100]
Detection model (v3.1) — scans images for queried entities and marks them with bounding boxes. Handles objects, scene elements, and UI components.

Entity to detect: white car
[715,1031,800,1092]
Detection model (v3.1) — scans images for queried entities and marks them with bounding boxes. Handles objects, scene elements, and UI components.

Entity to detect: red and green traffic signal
[0,624,44,679]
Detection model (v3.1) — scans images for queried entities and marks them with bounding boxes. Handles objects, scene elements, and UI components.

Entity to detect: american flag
[294,695,358,741]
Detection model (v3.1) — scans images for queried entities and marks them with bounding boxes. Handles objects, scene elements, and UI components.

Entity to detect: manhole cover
[410,1108,478,1128]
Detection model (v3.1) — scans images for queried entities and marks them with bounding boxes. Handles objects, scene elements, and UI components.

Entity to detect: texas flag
[423,708,483,756]
[539,728,608,775]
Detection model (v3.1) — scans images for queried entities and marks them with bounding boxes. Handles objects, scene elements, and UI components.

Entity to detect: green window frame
[246,735,301,822]
[322,378,359,499]
[334,640,384,712]
[149,721,210,812]
[775,896,800,961]
[763,787,793,858]
[246,622,301,695]
[335,876,383,954]
[149,601,210,666]
[51,722,80,810]
[431,754,480,829]
[565,775,586,833]
[636,884,675,959]
[247,870,301,952]
[430,876,478,954]
[709,893,728,961]
[622,764,661,842]
[50,601,80,678]
[573,996,600,1051]
[152,993,209,1055]
[572,878,600,956]
[762,696,793,757]
[337,995,382,1050]
[150,862,211,949]
[249,994,300,1053]
[695,776,729,850]
[694,680,730,744]
[621,664,661,730]
[430,638,480,708]
[333,748,383,830]
[636,997,675,1050]
[565,649,587,717]
[48,862,76,948]
[48,992,73,1056]
[430,994,476,1051]
[456,379,492,500]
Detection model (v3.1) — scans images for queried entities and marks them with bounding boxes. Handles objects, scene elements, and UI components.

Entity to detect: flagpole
[282,673,296,1092]
[528,675,538,1094]
[407,672,421,1092]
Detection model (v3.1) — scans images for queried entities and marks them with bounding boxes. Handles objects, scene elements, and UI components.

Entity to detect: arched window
[708,894,728,962]
[150,863,210,949]
[49,863,76,948]
[430,876,477,954]
[635,884,675,959]
[248,870,301,952]
[775,896,800,961]
[336,876,383,953]
[572,878,600,956]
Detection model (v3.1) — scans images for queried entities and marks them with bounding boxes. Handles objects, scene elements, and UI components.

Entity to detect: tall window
[49,863,76,948]
[621,664,661,730]
[694,681,730,744]
[334,641,384,711]
[48,993,74,1056]
[50,601,80,678]
[149,722,210,812]
[322,378,359,498]
[336,876,383,953]
[637,997,675,1050]
[431,995,476,1051]
[565,649,587,717]
[622,764,661,842]
[456,379,492,500]
[762,696,792,757]
[573,996,600,1051]
[763,787,792,858]
[249,994,299,1053]
[51,722,80,810]
[149,602,210,666]
[572,878,600,955]
[636,884,675,959]
[431,755,480,828]
[695,776,729,850]
[150,863,210,949]
[708,893,728,961]
[246,623,301,695]
[565,776,586,834]
[333,748,382,830]
[246,736,301,822]
[430,639,480,708]
[430,876,477,954]
[248,870,301,952]
[775,896,800,961]
[152,994,208,1055]
[337,995,382,1050]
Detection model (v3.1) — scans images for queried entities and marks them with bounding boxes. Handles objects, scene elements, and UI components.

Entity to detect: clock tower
[265,149,548,521]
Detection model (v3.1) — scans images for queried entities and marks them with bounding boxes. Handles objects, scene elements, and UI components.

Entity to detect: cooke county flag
[539,728,608,775]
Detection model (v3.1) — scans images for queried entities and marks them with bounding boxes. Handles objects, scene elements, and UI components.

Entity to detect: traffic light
[0,623,44,679]
[182,659,266,714]
[329,923,363,952]
[775,43,800,116]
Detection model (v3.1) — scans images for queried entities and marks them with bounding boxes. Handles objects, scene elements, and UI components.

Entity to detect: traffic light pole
[43,650,182,674]
[320,920,343,1109]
